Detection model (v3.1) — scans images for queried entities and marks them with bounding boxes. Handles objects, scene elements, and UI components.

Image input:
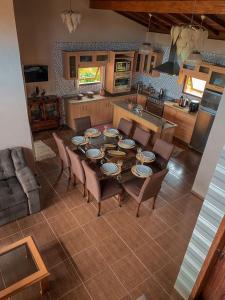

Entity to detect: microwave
[115,60,131,72]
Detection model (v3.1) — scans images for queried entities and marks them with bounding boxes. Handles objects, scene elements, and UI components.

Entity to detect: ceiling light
[139,13,153,54]
[61,0,82,33]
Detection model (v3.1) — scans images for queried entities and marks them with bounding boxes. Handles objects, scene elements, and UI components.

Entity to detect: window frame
[183,75,206,99]
[78,66,102,86]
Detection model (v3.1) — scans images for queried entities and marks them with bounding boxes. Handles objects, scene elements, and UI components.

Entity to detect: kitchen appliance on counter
[189,100,200,112]
[189,89,222,153]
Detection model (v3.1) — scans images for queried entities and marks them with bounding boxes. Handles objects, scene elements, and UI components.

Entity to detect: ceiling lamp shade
[171,15,208,63]
[139,14,153,54]
[61,0,82,33]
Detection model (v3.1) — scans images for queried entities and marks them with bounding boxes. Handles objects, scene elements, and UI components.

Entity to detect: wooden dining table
[72,132,158,183]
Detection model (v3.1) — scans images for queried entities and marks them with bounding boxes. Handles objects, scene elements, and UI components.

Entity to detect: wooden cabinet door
[63,52,78,80]
[163,106,176,122]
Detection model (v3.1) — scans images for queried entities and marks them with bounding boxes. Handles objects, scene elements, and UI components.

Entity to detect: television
[24,65,48,83]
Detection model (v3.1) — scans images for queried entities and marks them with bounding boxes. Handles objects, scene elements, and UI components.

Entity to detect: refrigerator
[189,89,222,153]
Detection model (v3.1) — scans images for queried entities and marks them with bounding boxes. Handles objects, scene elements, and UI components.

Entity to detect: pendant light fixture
[139,14,153,54]
[171,4,208,63]
[61,0,82,33]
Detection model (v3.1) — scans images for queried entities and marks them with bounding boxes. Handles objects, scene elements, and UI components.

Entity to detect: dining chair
[74,116,91,134]
[117,118,133,137]
[132,126,151,147]
[81,160,123,216]
[52,132,70,184]
[152,138,174,169]
[122,168,168,217]
[66,146,86,196]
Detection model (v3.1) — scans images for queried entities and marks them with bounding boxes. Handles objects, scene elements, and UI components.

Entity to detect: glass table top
[0,243,38,291]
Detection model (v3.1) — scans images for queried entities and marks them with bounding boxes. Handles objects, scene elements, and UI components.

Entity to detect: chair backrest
[138,168,168,203]
[118,118,133,136]
[74,116,91,134]
[153,138,174,162]
[81,160,101,201]
[66,147,85,184]
[132,126,151,147]
[52,132,70,168]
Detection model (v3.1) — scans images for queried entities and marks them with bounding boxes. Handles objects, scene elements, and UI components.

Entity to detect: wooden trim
[90,0,225,14]
[0,236,49,300]
[191,190,204,201]
[189,215,225,300]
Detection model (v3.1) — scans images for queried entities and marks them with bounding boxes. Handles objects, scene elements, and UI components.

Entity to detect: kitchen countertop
[113,102,177,131]
[164,101,198,117]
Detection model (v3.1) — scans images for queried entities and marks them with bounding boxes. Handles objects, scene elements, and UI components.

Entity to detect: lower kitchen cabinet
[163,104,197,144]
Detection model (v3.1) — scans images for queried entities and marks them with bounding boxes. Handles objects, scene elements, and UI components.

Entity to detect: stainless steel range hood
[154,42,180,76]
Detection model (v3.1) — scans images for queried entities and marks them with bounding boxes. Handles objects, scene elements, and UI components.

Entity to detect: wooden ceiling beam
[152,14,174,27]
[116,12,169,33]
[206,15,225,30]
[90,0,225,14]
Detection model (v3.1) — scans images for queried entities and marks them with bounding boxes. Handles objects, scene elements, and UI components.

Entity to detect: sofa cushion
[0,149,15,180]
[11,147,26,171]
[0,177,27,210]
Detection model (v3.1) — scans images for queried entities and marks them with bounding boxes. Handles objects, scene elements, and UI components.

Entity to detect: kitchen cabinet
[105,51,135,94]
[63,51,109,79]
[133,51,163,77]
[163,104,197,144]
[178,62,225,93]
[63,52,78,80]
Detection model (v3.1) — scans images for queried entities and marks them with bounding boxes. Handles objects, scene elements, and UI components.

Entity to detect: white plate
[135,165,152,176]
[118,139,135,149]
[71,136,85,145]
[101,163,119,175]
[141,151,155,161]
[85,128,98,134]
[104,128,119,137]
[86,148,101,158]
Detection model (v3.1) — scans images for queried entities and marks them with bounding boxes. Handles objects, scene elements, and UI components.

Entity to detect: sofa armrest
[16,166,40,193]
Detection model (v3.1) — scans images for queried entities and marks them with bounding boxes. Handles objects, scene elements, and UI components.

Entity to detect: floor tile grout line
[40,210,94,300]
[103,215,175,298]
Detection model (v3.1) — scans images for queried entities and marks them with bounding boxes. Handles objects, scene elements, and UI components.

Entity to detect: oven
[146,97,164,117]
[115,60,131,72]
[114,73,131,92]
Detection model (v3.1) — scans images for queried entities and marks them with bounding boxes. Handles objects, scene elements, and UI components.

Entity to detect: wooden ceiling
[90,0,225,40]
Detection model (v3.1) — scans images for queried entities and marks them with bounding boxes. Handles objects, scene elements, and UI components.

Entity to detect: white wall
[13,0,146,94]
[192,92,225,197]
[0,0,32,150]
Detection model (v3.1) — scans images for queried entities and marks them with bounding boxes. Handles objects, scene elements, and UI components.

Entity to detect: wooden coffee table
[0,236,50,299]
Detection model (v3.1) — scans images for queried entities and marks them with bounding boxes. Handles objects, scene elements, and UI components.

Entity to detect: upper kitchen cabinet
[178,61,225,93]
[133,51,163,77]
[63,51,109,79]
[105,51,135,94]
[63,52,78,80]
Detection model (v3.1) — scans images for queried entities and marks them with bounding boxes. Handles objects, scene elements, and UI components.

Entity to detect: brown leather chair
[118,118,133,137]
[122,168,168,217]
[66,147,85,196]
[132,126,151,147]
[74,116,91,134]
[52,132,70,183]
[82,160,123,216]
[152,138,174,169]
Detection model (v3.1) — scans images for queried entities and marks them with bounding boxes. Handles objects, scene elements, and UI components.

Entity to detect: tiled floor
[0,129,203,300]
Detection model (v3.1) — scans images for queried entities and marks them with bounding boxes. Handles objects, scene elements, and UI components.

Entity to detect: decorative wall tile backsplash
[53,41,139,96]
[52,40,225,99]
